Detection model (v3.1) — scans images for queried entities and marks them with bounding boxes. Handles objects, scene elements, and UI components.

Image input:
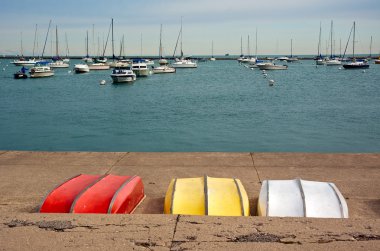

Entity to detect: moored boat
[29,62,54,78]
[152,65,176,74]
[110,67,136,83]
[131,60,150,77]
[12,58,37,66]
[88,63,110,70]
[73,64,90,73]
[257,62,288,70]
[343,22,370,69]
[164,176,249,216]
[375,57,380,64]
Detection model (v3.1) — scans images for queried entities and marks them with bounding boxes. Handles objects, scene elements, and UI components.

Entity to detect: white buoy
[269,79,275,86]
[338,67,342,70]
[2,68,5,71]
[68,70,71,74]
[362,70,366,73]
[100,80,106,85]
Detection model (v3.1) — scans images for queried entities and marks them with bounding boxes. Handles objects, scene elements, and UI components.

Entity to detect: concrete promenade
[0,151,379,250]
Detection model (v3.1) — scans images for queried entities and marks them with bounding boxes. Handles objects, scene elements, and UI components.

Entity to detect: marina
[1,58,380,152]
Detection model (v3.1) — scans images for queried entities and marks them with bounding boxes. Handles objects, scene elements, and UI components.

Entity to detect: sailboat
[153,24,175,74]
[29,20,54,78]
[12,31,37,66]
[287,39,299,62]
[343,22,369,69]
[89,20,111,70]
[316,22,326,65]
[325,21,341,66]
[172,17,197,68]
[82,31,93,63]
[210,41,216,61]
[49,26,69,68]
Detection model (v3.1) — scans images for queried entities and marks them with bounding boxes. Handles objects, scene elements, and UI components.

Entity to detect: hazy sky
[1,0,379,56]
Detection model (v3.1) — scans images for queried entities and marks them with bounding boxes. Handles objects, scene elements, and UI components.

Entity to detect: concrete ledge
[0,151,379,250]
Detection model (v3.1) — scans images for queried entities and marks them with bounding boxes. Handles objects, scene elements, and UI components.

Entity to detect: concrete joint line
[170,215,180,250]
[250,152,261,183]
[106,152,130,174]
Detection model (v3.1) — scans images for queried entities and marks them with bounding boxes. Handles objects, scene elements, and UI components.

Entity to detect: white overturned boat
[257,62,288,70]
[258,179,348,218]
[73,64,89,73]
[29,63,54,78]
[88,63,110,70]
[132,60,149,77]
[110,67,136,83]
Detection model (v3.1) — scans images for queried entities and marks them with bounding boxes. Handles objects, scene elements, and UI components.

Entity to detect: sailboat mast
[240,36,243,56]
[317,22,321,56]
[111,18,115,60]
[291,39,293,57]
[55,26,58,57]
[41,20,52,58]
[86,30,89,57]
[247,35,250,56]
[353,21,355,58]
[255,28,258,58]
[20,32,23,56]
[159,24,163,58]
[65,33,69,58]
[33,25,37,57]
[140,33,143,58]
[370,35,372,58]
[211,40,214,57]
[180,17,183,57]
[330,20,333,58]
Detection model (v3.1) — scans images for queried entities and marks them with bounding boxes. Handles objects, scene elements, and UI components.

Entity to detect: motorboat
[287,57,299,62]
[29,62,54,78]
[82,57,93,63]
[14,67,28,79]
[94,57,108,63]
[257,179,348,218]
[375,57,380,64]
[110,67,137,83]
[73,64,90,73]
[108,59,131,68]
[39,174,145,214]
[172,58,197,68]
[152,64,176,74]
[88,63,110,70]
[131,60,150,77]
[158,58,168,65]
[277,56,289,61]
[164,176,249,216]
[12,58,37,66]
[257,62,288,70]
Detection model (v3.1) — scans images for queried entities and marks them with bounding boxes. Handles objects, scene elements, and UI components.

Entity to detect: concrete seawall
[0,151,379,250]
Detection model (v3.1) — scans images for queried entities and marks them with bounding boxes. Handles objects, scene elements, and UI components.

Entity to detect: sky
[1,0,380,57]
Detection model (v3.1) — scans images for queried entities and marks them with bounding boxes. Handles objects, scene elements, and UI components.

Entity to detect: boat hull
[111,74,136,83]
[133,69,150,77]
[30,71,54,78]
[152,66,176,74]
[342,64,369,69]
[172,63,197,68]
[39,174,144,214]
[257,64,288,70]
[88,64,110,70]
[257,179,349,218]
[14,72,28,79]
[164,176,249,216]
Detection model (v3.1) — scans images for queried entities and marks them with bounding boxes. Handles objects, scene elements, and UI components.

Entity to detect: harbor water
[1,59,379,152]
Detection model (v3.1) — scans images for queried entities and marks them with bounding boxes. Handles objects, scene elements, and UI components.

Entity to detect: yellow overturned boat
[164,176,249,216]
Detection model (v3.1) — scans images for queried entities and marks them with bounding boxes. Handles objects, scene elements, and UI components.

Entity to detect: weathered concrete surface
[0,151,379,250]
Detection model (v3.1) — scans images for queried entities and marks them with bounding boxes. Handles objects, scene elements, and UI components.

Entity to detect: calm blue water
[1,59,379,152]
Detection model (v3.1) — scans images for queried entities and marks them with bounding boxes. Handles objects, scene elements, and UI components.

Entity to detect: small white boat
[29,64,54,78]
[108,59,131,68]
[172,58,197,68]
[49,60,69,68]
[258,179,348,218]
[132,60,149,77]
[73,64,90,73]
[12,58,37,66]
[88,63,110,70]
[316,58,326,65]
[287,57,299,62]
[325,58,342,66]
[277,56,289,61]
[110,67,136,83]
[257,62,288,70]
[152,65,176,74]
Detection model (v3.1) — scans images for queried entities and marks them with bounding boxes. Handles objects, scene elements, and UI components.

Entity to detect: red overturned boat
[39,174,145,214]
